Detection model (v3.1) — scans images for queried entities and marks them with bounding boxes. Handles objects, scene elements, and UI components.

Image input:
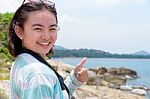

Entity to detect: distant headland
[53,45,150,59]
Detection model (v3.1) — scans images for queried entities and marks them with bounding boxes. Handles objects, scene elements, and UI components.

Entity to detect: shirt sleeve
[22,73,56,99]
[64,70,83,95]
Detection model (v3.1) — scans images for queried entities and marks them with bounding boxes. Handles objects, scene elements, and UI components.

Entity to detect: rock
[120,85,133,91]
[108,67,137,78]
[73,85,145,99]
[108,84,120,89]
[97,67,107,75]
[88,71,97,78]
[88,68,99,74]
[86,77,97,85]
[131,89,147,96]
[47,59,74,73]
[132,86,150,91]
[125,75,133,79]
[87,71,102,85]
[89,67,107,76]
[103,74,126,86]
[87,67,139,87]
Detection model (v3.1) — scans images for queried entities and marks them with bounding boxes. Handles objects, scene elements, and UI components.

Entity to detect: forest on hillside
[53,49,150,59]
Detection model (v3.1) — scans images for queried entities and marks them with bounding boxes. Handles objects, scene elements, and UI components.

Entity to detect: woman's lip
[38,42,50,46]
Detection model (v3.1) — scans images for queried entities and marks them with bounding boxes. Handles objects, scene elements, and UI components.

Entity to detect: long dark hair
[8,0,57,57]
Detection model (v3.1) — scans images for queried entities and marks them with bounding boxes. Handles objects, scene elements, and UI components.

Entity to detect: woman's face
[20,10,57,57]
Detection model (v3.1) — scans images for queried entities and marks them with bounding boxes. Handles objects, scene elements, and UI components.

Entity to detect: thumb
[75,57,86,71]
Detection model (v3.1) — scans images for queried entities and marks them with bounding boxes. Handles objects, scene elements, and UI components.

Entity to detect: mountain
[132,50,150,56]
[52,46,150,58]
[54,45,68,50]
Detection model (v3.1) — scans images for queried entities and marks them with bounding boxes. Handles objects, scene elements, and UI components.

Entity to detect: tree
[0,13,14,66]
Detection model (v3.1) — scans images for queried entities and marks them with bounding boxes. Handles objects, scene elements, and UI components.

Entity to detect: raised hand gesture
[74,57,88,83]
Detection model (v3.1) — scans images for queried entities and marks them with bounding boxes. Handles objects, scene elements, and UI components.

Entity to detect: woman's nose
[42,31,51,40]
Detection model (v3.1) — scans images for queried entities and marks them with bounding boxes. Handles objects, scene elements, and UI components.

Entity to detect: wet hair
[8,0,57,57]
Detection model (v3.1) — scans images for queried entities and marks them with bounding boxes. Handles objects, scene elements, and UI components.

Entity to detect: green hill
[52,48,150,59]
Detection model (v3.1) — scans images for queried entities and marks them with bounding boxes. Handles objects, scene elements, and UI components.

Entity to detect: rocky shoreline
[47,59,148,99]
[0,59,148,99]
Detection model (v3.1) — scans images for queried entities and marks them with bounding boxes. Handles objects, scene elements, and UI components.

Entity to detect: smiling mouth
[38,42,50,46]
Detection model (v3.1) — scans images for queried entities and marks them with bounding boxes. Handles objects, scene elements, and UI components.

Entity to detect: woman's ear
[14,25,24,40]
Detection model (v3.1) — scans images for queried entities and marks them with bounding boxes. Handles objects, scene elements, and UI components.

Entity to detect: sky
[0,0,150,54]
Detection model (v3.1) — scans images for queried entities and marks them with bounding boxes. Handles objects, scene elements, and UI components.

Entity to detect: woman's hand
[74,57,88,83]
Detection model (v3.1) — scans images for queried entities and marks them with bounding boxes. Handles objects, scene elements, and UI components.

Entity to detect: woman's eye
[49,25,60,31]
[33,28,42,31]
[50,27,56,31]
[49,28,57,32]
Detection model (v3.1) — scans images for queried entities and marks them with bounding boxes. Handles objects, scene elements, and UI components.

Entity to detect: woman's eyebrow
[32,24,44,27]
[32,24,57,27]
[49,24,57,27]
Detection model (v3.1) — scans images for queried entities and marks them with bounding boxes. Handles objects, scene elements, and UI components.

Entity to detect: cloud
[0,0,22,13]
[96,0,121,7]
[96,0,149,7]
[59,14,76,24]
[126,0,149,5]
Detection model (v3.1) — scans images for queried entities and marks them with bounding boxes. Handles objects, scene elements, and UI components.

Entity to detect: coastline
[48,59,147,99]
[0,59,148,99]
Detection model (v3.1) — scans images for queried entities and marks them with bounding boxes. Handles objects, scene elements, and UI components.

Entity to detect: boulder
[108,67,137,78]
[103,74,126,86]
[120,85,133,91]
[97,67,107,75]
[88,70,97,78]
[131,89,147,96]
[88,68,99,74]
[89,67,107,75]
[87,71,102,85]
[47,59,74,73]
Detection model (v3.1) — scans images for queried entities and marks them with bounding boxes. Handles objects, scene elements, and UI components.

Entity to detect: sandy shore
[73,85,145,99]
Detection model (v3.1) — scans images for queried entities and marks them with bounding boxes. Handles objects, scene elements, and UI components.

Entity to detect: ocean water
[52,58,150,98]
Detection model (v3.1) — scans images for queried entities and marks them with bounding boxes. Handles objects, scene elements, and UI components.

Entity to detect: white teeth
[39,42,49,45]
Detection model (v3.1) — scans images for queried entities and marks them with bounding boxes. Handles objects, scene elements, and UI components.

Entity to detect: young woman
[8,0,88,99]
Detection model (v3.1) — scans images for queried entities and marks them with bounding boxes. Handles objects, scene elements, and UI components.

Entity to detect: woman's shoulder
[14,53,57,80]
[16,53,39,64]
[13,53,38,68]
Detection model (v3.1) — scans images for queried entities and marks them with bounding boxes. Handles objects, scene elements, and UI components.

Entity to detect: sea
[52,58,150,98]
